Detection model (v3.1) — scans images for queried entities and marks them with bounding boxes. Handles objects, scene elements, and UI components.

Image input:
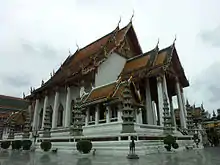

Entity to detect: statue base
[126,153,139,159]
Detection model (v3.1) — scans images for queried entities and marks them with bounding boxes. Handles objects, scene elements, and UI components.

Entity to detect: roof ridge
[127,47,157,62]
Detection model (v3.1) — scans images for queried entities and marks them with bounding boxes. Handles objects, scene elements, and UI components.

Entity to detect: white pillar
[64,87,71,127]
[117,104,122,122]
[52,90,60,129]
[106,106,110,123]
[176,78,187,129]
[157,76,164,126]
[162,75,170,105]
[135,109,139,123]
[85,109,89,126]
[169,97,177,129]
[41,95,48,130]
[145,78,154,124]
[28,104,32,124]
[152,101,157,125]
[33,99,39,131]
[95,105,99,125]
[138,108,143,124]
[181,91,187,118]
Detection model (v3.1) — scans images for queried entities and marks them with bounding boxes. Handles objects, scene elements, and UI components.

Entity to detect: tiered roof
[28,20,189,101]
[121,44,189,87]
[29,22,142,97]
[82,80,141,106]
[5,110,26,125]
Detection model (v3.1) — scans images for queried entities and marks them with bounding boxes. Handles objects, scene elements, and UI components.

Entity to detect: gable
[95,52,126,87]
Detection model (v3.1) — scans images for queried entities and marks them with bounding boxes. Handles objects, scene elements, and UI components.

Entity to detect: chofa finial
[117,16,121,27]
[130,10,135,22]
[76,42,79,50]
[173,34,177,45]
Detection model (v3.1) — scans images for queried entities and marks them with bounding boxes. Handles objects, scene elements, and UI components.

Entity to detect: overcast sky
[0,0,220,112]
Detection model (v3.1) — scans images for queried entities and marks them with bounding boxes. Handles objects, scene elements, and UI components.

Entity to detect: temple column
[28,104,32,121]
[33,99,39,131]
[175,78,187,129]
[139,109,143,124]
[41,94,48,130]
[106,106,110,123]
[117,104,122,122]
[95,105,99,125]
[169,97,177,129]
[64,87,71,127]
[135,109,139,123]
[52,89,59,129]
[85,109,89,126]
[181,91,187,118]
[157,76,164,126]
[152,101,157,125]
[162,75,170,105]
[145,78,154,125]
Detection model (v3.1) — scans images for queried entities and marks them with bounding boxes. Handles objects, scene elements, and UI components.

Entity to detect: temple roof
[120,44,189,87]
[5,110,26,125]
[0,95,29,113]
[82,80,141,106]
[29,22,142,97]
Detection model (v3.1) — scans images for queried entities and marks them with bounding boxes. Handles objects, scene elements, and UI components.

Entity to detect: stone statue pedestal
[126,153,139,159]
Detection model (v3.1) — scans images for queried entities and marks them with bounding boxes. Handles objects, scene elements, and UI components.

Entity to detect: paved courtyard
[0,147,219,165]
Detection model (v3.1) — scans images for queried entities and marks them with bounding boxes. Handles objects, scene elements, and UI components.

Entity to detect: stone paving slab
[0,147,219,165]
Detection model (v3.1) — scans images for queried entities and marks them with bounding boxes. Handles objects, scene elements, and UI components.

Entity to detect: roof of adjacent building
[0,95,29,113]
[5,110,26,125]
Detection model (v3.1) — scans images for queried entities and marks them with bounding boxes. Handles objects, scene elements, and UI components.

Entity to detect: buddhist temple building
[0,95,29,139]
[4,19,196,154]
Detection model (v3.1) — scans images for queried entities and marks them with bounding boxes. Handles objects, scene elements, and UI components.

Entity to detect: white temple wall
[70,86,80,101]
[48,93,55,109]
[95,52,126,87]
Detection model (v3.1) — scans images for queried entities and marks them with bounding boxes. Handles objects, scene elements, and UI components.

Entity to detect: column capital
[175,76,180,83]
[156,75,163,82]
[43,90,49,96]
[53,86,60,92]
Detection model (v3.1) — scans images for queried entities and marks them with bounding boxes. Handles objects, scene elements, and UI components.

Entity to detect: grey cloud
[186,61,220,111]
[2,74,31,88]
[208,85,220,103]
[21,40,57,58]
[199,26,220,47]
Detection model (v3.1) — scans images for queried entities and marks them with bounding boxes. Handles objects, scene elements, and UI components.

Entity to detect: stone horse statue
[129,138,135,154]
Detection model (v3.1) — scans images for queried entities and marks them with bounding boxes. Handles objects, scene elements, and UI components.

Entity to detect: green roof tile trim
[0,95,29,111]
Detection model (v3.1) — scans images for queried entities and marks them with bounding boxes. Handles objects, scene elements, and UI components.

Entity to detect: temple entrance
[57,104,64,127]
[99,104,106,123]
[38,108,43,129]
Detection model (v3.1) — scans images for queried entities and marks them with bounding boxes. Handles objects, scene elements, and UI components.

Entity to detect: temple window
[57,104,64,127]
[89,106,95,125]
[99,104,106,123]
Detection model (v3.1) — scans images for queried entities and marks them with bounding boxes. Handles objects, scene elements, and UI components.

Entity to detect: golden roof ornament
[76,42,79,50]
[41,80,44,86]
[69,48,72,56]
[130,10,135,23]
[117,16,121,28]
